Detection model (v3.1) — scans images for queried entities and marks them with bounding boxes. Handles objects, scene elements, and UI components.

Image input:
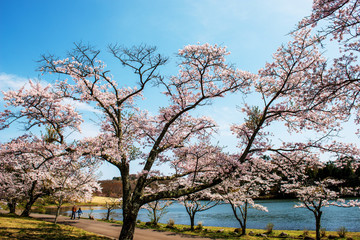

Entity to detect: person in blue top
[77,207,83,219]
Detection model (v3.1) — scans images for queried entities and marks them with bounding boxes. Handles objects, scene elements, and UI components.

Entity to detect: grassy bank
[0,213,111,240]
[138,222,360,240]
[101,219,360,240]
[1,211,359,240]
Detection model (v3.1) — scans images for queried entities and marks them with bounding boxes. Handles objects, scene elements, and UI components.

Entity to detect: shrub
[0,203,8,210]
[196,221,203,230]
[337,226,347,238]
[321,228,326,238]
[278,232,289,237]
[35,205,47,214]
[234,228,241,233]
[88,208,94,219]
[265,223,274,234]
[167,218,175,227]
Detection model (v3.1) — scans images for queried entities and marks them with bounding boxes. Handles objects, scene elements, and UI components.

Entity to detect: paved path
[29,213,210,240]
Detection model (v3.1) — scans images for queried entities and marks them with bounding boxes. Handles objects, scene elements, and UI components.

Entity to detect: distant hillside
[95,175,137,197]
[95,180,122,197]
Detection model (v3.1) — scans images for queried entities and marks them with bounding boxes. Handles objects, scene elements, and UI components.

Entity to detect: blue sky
[0,0,313,75]
[1,0,337,179]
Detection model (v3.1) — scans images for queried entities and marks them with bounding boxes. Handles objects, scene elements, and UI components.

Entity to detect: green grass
[0,213,111,239]
[2,209,359,240]
[143,223,360,240]
[102,219,360,240]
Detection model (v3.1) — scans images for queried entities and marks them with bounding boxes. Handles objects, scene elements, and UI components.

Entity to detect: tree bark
[54,197,63,224]
[21,181,41,217]
[118,204,140,240]
[7,199,17,214]
[315,210,322,240]
[190,214,195,231]
[242,223,246,235]
[21,197,38,217]
[230,201,246,235]
[242,202,248,235]
[152,200,158,224]
[54,205,61,224]
[106,210,110,220]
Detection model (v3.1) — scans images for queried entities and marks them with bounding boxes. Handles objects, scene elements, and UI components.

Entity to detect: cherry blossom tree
[2,17,359,238]
[229,0,359,174]
[173,142,229,231]
[0,79,87,216]
[298,0,360,132]
[0,135,67,217]
[284,172,360,240]
[0,142,21,214]
[299,0,359,51]
[216,157,279,235]
[103,197,122,221]
[179,190,219,231]
[0,132,100,219]
[229,28,345,173]
[272,147,360,240]
[0,147,22,214]
[295,9,360,239]
[224,3,360,206]
[51,161,101,224]
[293,180,353,240]
[226,8,360,234]
[0,136,51,216]
[143,199,172,225]
[228,26,354,204]
[0,43,253,240]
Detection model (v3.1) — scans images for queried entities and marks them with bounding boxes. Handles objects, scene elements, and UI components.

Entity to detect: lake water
[46,199,360,231]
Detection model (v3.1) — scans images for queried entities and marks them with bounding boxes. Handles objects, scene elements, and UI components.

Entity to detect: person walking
[77,207,83,219]
[71,205,77,220]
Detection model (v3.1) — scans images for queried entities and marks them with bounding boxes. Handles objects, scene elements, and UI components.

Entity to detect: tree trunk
[54,206,61,224]
[7,199,17,214]
[119,205,140,240]
[21,199,36,217]
[190,214,195,231]
[21,181,40,217]
[153,210,158,225]
[242,202,248,235]
[54,198,63,224]
[242,224,246,235]
[106,209,111,220]
[21,195,40,217]
[315,211,322,240]
[230,201,245,235]
[54,205,61,224]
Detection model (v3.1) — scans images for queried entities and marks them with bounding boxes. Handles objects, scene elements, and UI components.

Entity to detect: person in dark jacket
[71,205,77,219]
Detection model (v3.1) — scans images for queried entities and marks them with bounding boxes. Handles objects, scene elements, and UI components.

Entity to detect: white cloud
[62,98,102,114]
[67,121,101,141]
[0,72,30,91]
[0,72,52,94]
